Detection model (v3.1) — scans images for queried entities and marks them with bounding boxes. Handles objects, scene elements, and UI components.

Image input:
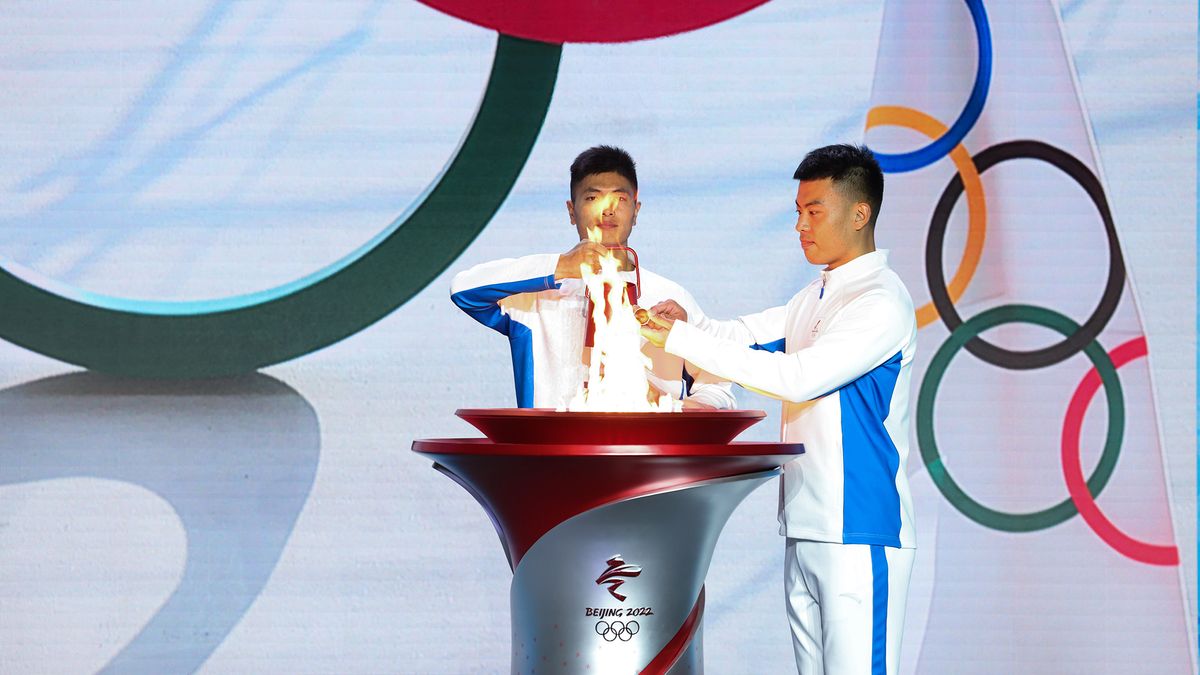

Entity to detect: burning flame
[566,208,679,413]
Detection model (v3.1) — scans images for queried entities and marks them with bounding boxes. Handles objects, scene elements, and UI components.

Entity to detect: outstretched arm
[644,297,789,409]
[659,291,911,403]
[652,295,740,410]
[649,299,789,352]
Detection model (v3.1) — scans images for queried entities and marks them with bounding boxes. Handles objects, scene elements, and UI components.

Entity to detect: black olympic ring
[926,140,1125,370]
[595,620,639,642]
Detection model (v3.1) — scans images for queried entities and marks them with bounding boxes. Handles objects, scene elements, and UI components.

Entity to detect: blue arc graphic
[872,0,992,174]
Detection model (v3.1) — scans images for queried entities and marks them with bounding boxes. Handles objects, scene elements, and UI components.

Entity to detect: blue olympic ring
[873,0,992,174]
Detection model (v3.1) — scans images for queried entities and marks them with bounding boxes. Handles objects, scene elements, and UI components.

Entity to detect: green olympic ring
[917,304,1124,532]
[0,35,561,378]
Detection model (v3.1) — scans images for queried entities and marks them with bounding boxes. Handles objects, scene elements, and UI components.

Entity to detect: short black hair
[570,145,638,199]
[793,144,884,227]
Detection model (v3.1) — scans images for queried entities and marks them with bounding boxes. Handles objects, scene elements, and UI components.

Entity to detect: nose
[795,214,808,233]
[602,198,616,216]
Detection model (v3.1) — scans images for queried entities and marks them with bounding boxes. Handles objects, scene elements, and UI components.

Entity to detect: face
[794,177,871,270]
[567,171,640,247]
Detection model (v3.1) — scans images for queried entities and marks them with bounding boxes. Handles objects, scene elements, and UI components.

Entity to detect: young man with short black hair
[643,144,917,674]
[451,145,734,410]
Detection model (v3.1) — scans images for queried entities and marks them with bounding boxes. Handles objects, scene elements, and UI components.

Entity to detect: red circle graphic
[1061,336,1179,565]
[417,0,771,44]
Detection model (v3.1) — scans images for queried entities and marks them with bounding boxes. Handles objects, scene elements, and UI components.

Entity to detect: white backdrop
[0,1,1193,673]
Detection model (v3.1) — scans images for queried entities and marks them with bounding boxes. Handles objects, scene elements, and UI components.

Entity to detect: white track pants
[784,539,915,675]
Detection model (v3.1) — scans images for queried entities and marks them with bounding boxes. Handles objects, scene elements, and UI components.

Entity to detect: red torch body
[583,246,642,348]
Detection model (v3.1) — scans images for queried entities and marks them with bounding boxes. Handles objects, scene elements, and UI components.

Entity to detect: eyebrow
[585,186,632,195]
[796,199,825,208]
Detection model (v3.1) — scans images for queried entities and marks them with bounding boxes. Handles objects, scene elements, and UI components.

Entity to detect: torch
[584,245,642,348]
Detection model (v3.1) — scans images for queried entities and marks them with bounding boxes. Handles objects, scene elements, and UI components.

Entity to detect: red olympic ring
[1061,336,1179,565]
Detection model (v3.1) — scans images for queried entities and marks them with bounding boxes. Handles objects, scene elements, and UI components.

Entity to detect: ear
[633,195,641,226]
[566,199,577,225]
[853,202,872,232]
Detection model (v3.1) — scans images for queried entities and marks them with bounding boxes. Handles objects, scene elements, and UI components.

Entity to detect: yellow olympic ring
[865,106,987,328]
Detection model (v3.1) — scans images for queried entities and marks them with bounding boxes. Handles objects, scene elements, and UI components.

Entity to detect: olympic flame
[566,205,679,413]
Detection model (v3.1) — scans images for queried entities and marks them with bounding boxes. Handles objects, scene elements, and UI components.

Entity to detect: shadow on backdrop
[0,372,320,674]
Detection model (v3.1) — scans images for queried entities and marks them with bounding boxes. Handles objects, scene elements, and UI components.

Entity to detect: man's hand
[649,300,688,323]
[639,310,675,348]
[555,241,609,281]
[638,299,686,347]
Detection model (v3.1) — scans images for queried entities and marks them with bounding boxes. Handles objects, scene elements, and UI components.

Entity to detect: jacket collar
[819,249,888,291]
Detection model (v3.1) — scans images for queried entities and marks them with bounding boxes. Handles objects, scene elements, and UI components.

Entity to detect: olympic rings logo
[595,620,640,642]
[866,0,1177,566]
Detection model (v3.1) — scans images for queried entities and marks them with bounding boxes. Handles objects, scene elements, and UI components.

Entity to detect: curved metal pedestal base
[414,411,802,675]
[510,470,776,674]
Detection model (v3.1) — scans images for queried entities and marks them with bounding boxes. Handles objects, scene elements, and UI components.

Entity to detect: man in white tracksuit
[643,144,916,674]
[450,145,734,410]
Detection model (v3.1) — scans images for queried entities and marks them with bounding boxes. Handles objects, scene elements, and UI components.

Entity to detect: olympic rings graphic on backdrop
[926,140,1126,370]
[917,304,1124,533]
[865,0,1174,565]
[865,106,986,329]
[0,35,561,378]
[872,0,992,174]
[892,132,1175,560]
[595,620,639,642]
[1062,337,1180,565]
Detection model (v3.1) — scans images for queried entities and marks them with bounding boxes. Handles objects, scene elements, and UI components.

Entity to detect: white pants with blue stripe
[785,539,915,675]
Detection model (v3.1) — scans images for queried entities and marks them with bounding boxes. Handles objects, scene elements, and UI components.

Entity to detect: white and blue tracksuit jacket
[664,250,916,548]
[451,253,736,410]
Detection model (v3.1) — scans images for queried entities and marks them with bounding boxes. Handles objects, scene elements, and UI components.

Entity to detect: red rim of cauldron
[455,408,766,445]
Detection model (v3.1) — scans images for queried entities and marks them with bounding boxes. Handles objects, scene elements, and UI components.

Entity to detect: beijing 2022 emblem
[586,555,654,642]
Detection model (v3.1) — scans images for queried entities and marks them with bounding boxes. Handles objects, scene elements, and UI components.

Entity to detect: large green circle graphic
[917,304,1124,532]
[0,35,561,378]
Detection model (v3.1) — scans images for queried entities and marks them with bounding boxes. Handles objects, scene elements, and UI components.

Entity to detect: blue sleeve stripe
[450,274,557,336]
[749,337,786,353]
[680,366,695,399]
[509,320,535,408]
[840,351,904,544]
